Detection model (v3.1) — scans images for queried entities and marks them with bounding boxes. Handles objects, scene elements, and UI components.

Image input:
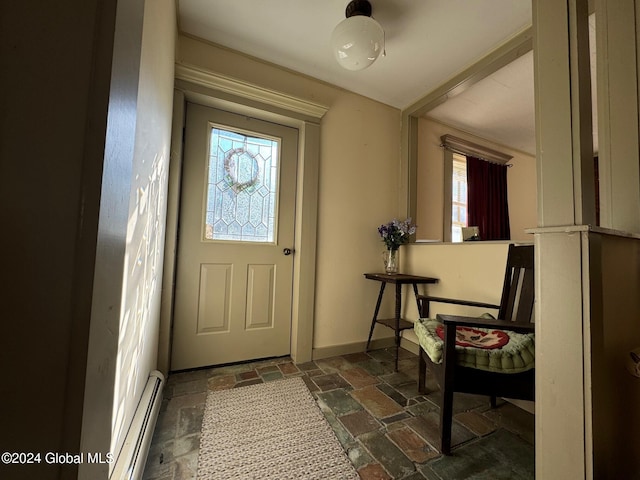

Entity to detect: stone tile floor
[142,347,534,480]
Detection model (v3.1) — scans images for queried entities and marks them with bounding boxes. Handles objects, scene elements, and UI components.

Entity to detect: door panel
[245,264,276,329]
[196,263,231,334]
[171,103,298,370]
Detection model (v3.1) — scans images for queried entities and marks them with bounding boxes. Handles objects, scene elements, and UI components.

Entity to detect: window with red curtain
[466,155,511,240]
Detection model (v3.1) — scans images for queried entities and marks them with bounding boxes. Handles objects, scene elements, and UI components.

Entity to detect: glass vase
[383,248,399,274]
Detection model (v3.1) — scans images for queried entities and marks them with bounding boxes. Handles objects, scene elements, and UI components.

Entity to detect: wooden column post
[533,0,595,478]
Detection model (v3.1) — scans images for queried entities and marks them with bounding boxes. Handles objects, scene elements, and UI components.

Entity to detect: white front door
[171,103,298,370]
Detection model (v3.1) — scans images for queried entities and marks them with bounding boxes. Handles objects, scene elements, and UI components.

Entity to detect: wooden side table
[364,273,439,371]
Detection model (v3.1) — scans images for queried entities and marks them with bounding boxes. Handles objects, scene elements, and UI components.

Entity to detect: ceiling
[427,51,536,155]
[178,1,536,153]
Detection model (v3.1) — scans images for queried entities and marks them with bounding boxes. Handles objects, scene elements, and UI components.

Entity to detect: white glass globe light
[331,15,384,71]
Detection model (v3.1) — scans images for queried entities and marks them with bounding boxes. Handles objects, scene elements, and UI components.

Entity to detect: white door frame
[158,66,328,372]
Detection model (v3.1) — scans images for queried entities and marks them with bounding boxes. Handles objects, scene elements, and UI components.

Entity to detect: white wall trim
[175,63,328,120]
[312,338,396,361]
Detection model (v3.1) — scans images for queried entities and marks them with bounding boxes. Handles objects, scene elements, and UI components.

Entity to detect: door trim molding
[175,63,328,120]
[159,71,324,372]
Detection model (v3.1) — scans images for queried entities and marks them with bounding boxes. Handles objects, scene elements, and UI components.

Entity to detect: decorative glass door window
[205,126,280,242]
[451,153,468,242]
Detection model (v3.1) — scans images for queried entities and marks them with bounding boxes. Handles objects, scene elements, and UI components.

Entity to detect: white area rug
[197,377,359,480]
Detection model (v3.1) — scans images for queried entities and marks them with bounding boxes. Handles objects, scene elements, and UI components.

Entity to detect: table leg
[412,283,420,310]
[394,282,402,371]
[366,282,386,352]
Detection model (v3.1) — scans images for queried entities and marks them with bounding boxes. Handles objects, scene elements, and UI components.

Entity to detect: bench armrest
[437,313,535,334]
[417,295,499,317]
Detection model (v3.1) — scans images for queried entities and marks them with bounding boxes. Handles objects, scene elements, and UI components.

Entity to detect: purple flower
[378,218,416,250]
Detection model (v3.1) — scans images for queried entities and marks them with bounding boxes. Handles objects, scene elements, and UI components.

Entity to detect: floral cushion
[413,316,535,374]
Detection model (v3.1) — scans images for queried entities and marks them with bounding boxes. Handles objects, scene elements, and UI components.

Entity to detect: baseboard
[399,335,420,355]
[312,337,396,361]
[504,397,535,414]
[110,371,165,480]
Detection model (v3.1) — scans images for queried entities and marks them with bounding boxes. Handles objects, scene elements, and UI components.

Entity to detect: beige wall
[400,242,515,346]
[176,36,402,353]
[110,0,175,468]
[416,117,537,242]
[315,95,402,347]
[82,0,176,478]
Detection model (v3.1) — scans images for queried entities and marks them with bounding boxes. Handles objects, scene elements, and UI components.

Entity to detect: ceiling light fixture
[331,0,385,71]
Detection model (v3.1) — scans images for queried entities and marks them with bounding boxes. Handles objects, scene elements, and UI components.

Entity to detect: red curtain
[467,156,511,241]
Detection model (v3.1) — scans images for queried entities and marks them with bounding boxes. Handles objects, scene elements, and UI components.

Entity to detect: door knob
[283,248,294,256]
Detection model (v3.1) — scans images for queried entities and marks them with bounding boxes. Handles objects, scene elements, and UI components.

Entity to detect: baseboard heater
[110,370,165,480]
